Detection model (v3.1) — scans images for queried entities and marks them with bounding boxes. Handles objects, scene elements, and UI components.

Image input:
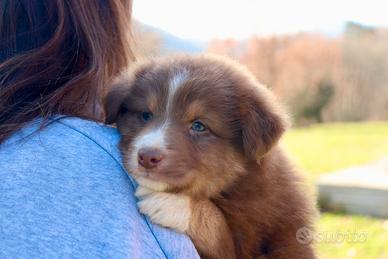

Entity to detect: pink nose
[138,148,164,169]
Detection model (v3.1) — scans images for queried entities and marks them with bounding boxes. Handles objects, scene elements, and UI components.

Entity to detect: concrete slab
[317,157,388,218]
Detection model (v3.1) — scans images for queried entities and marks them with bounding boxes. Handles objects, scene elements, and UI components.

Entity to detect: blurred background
[132,1,388,258]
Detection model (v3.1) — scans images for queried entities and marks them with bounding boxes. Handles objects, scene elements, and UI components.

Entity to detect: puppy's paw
[136,189,192,233]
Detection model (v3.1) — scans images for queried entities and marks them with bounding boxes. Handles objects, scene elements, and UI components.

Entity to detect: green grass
[283,121,388,181]
[317,214,388,259]
[282,121,388,259]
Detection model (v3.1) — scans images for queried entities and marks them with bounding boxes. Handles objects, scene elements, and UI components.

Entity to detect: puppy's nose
[138,148,164,169]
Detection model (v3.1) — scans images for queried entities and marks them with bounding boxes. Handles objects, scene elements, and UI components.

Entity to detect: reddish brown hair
[0,0,134,143]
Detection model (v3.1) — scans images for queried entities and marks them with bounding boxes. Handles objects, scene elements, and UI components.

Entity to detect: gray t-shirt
[0,117,199,259]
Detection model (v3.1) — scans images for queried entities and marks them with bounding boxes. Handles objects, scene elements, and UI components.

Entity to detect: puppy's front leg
[188,199,236,259]
[135,186,235,259]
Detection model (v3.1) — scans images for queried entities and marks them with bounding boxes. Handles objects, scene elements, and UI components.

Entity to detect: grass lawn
[282,121,388,259]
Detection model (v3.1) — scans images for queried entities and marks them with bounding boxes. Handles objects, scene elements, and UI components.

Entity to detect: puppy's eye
[140,112,153,122]
[190,120,207,132]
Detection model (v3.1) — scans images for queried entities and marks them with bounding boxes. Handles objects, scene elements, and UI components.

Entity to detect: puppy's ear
[104,83,130,124]
[241,84,288,159]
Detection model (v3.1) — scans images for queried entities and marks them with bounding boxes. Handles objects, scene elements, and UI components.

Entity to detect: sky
[133,0,388,41]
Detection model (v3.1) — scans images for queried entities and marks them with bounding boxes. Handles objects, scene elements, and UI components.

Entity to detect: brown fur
[105,54,317,259]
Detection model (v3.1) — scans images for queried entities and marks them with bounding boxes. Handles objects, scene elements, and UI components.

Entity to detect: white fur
[136,186,192,233]
[135,176,168,192]
[133,126,167,150]
[129,125,168,170]
[167,70,188,112]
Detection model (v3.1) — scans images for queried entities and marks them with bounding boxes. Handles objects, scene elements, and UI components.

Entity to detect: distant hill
[139,23,206,54]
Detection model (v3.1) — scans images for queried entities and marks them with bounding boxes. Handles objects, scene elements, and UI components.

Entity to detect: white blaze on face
[128,69,189,190]
[166,70,189,113]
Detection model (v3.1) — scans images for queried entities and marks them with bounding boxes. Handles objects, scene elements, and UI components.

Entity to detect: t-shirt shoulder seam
[56,120,135,186]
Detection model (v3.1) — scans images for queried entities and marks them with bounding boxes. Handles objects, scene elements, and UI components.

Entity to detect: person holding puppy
[0,1,198,258]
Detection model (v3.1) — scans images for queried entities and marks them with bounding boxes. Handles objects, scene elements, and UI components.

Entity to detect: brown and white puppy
[104,55,317,259]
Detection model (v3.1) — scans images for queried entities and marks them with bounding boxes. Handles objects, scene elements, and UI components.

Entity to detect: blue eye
[141,112,153,122]
[191,120,207,132]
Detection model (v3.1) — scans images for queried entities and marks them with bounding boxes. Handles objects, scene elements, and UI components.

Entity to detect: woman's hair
[0,0,134,143]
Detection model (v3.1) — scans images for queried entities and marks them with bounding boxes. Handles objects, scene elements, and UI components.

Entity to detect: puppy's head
[105,55,288,197]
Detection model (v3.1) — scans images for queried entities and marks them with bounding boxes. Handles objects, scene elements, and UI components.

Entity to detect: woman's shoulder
[0,116,133,188]
[2,116,121,163]
[0,115,134,190]
[49,116,122,161]
[56,116,120,147]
